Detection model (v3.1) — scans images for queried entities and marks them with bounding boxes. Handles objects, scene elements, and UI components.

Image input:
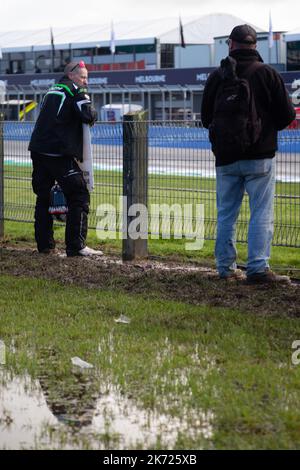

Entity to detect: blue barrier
[3,122,300,152]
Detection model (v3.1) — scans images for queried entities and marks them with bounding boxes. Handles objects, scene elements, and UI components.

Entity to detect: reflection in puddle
[0,372,58,449]
[88,381,214,449]
[0,338,215,449]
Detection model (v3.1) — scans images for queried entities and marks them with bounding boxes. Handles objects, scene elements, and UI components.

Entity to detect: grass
[2,220,300,275]
[2,140,300,449]
[2,160,300,449]
[3,163,300,247]
[0,274,300,449]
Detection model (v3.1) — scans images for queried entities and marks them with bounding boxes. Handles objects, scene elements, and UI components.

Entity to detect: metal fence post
[0,112,4,238]
[122,110,148,261]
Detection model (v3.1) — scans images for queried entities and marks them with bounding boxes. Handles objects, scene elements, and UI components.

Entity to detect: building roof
[0,13,265,52]
[284,27,300,42]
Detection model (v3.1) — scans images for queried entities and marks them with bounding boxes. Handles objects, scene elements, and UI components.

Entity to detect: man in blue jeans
[201,25,295,284]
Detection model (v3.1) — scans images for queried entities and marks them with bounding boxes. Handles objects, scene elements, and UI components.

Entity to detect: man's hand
[89,109,98,126]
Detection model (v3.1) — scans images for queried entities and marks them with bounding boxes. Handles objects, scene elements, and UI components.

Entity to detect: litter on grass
[114,315,131,324]
[71,357,94,369]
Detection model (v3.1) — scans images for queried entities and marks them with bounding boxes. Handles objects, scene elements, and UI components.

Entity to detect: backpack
[49,184,68,222]
[209,56,262,157]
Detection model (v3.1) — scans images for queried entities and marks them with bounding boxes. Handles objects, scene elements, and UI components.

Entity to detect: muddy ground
[1,246,300,318]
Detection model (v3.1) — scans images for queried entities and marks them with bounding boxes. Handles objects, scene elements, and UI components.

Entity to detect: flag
[179,16,186,48]
[268,11,274,48]
[50,27,55,50]
[110,21,116,55]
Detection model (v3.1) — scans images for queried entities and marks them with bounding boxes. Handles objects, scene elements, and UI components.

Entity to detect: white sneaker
[78,246,103,257]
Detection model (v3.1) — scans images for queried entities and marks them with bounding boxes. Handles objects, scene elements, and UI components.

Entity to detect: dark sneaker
[247,269,291,285]
[38,248,57,255]
[219,269,245,281]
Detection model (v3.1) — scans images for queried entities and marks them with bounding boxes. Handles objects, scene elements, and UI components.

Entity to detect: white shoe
[78,246,103,257]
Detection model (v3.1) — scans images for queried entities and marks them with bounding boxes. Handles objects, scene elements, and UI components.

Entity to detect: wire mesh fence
[2,120,300,247]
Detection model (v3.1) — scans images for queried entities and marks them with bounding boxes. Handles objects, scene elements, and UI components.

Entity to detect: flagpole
[268,11,274,65]
[179,15,182,68]
[110,21,115,70]
[179,44,181,69]
[50,27,55,73]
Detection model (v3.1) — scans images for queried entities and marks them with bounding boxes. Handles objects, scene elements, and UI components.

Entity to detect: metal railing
[1,120,300,247]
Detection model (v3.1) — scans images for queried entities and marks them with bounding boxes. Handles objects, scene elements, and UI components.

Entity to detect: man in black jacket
[201,25,295,284]
[29,61,103,257]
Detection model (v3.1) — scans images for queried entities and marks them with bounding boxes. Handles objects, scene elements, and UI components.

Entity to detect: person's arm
[201,70,220,129]
[73,87,98,125]
[270,71,296,130]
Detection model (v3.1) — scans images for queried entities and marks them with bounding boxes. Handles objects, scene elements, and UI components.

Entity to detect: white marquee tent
[0,13,265,52]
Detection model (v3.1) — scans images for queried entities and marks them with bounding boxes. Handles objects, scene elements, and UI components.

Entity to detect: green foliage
[2,220,300,274]
[0,275,300,449]
[3,164,300,246]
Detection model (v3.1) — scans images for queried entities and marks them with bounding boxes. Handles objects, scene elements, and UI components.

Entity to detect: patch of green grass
[3,164,300,247]
[2,220,300,275]
[0,275,300,449]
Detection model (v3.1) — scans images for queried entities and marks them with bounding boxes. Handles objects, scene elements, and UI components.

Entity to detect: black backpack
[209,56,262,157]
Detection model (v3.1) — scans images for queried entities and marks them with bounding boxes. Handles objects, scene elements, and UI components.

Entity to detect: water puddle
[0,339,215,449]
[90,384,214,449]
[0,372,58,449]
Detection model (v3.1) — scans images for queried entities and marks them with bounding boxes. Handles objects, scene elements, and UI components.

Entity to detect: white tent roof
[284,27,300,42]
[0,13,265,52]
[160,13,265,44]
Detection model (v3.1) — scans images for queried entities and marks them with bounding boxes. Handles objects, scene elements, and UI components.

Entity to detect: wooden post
[122,110,148,261]
[0,113,4,238]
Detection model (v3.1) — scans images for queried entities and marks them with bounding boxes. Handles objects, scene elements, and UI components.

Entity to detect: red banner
[86,60,145,72]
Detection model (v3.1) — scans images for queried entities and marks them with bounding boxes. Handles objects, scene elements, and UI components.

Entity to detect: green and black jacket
[29,76,97,161]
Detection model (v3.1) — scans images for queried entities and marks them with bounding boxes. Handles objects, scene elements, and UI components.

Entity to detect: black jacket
[201,49,296,166]
[29,76,97,161]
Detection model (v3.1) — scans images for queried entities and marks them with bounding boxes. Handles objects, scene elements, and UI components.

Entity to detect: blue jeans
[215,158,276,277]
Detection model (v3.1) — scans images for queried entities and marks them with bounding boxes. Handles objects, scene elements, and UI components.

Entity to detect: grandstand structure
[0,13,299,121]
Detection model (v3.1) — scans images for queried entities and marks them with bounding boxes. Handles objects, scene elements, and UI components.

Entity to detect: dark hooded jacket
[201,49,295,166]
[29,75,97,161]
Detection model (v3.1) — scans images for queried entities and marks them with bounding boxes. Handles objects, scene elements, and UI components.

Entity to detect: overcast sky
[0,0,299,32]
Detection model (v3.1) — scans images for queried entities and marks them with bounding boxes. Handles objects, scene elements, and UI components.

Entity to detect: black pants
[31,152,90,256]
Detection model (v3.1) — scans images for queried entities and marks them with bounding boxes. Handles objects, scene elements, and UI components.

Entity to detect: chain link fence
[1,120,300,247]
